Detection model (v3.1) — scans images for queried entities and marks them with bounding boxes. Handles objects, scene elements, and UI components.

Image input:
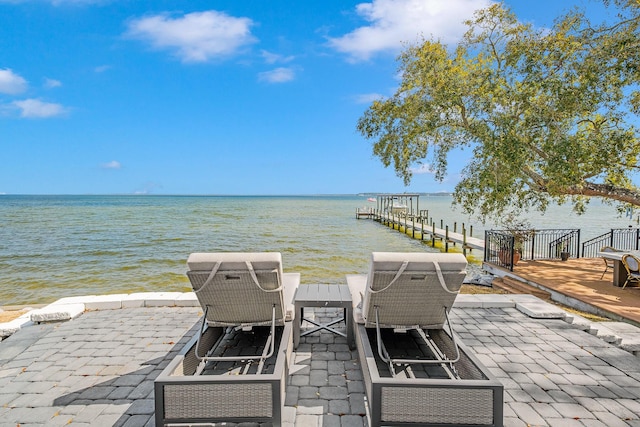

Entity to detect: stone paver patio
[0,293,639,426]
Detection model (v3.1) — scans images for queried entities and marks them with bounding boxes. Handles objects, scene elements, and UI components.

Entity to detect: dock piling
[445,225,449,252]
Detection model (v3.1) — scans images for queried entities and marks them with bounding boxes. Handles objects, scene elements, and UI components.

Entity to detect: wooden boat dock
[357,193,484,254]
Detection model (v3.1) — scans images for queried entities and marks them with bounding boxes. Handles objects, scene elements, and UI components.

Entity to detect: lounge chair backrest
[362,252,467,329]
[187,252,285,327]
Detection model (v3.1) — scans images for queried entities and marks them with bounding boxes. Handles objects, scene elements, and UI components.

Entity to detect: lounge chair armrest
[282,273,300,321]
[346,274,367,324]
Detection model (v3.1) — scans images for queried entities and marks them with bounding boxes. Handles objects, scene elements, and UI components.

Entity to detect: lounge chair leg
[373,306,461,379]
[195,305,277,363]
[255,332,274,374]
[442,308,461,365]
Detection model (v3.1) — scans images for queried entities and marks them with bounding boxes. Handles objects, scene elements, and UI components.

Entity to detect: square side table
[293,284,354,349]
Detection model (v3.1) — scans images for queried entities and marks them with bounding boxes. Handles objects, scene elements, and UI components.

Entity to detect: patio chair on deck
[346,252,503,427]
[154,252,299,427]
[600,246,621,279]
[621,253,640,289]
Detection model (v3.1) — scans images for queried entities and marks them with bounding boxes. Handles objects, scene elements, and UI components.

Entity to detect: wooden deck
[486,257,640,326]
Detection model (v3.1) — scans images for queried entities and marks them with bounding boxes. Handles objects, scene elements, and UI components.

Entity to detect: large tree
[357,1,640,220]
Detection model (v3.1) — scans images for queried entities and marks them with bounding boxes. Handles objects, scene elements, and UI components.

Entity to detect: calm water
[0,195,635,306]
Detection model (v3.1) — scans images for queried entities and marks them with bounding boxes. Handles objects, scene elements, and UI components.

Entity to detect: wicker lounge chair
[346,252,503,427]
[155,252,299,427]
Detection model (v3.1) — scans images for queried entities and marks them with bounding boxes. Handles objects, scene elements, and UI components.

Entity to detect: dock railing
[485,229,581,271]
[581,228,640,257]
[359,199,640,265]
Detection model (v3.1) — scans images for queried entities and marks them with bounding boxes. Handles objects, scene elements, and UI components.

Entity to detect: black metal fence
[485,229,580,271]
[581,228,640,257]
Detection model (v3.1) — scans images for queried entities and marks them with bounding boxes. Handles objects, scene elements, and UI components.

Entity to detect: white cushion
[367,252,467,274]
[187,252,284,279]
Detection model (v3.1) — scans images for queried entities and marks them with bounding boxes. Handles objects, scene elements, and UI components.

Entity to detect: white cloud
[12,98,67,118]
[127,11,257,63]
[94,65,111,73]
[101,160,122,169]
[353,93,385,104]
[328,0,493,62]
[44,78,62,88]
[261,50,295,64]
[0,68,28,94]
[410,163,434,174]
[258,67,295,83]
[133,182,162,194]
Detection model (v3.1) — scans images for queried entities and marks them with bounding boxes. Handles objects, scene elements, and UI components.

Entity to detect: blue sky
[0,0,605,195]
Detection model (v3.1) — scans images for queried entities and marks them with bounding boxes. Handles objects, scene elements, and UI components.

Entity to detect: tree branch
[563,181,640,205]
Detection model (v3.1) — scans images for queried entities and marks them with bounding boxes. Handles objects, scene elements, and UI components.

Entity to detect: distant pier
[356,193,484,256]
[355,206,375,219]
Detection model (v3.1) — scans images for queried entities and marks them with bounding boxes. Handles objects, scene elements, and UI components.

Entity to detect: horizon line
[0,192,454,197]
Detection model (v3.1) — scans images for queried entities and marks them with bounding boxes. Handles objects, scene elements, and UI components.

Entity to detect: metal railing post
[530,232,535,260]
[484,230,489,263]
